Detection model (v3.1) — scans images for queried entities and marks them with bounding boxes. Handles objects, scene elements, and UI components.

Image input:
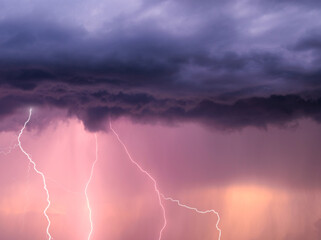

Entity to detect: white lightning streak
[109,122,222,240]
[85,134,98,240]
[161,194,222,240]
[109,122,167,240]
[0,142,18,155]
[17,108,52,240]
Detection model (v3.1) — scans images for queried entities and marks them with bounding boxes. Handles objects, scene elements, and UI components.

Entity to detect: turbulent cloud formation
[1,0,321,131]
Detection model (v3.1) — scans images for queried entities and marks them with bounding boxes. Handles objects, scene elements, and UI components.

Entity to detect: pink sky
[0,111,321,240]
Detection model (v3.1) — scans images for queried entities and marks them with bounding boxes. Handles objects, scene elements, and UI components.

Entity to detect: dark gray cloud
[294,34,321,52]
[0,82,321,132]
[0,0,321,131]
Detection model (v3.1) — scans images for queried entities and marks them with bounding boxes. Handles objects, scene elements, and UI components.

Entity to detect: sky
[0,0,321,239]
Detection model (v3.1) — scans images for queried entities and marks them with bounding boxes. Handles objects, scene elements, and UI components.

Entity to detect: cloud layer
[1,0,321,131]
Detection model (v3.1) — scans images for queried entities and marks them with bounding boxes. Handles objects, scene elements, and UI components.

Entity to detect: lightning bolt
[17,108,53,240]
[109,122,167,240]
[0,142,18,155]
[84,133,98,240]
[110,122,222,240]
[11,109,221,240]
[161,194,222,239]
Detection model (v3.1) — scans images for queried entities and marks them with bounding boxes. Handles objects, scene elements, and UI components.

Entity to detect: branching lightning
[161,194,222,240]
[0,142,18,155]
[17,108,53,240]
[16,109,98,240]
[5,109,221,240]
[110,122,222,240]
[84,133,98,240]
[109,122,167,240]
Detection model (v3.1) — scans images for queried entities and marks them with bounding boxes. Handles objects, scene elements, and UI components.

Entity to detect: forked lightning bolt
[84,134,98,240]
[109,122,167,240]
[18,108,52,240]
[161,194,222,240]
[0,142,18,155]
[110,122,222,240]
[10,109,221,240]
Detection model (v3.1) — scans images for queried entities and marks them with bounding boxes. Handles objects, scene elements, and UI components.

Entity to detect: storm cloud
[0,0,321,131]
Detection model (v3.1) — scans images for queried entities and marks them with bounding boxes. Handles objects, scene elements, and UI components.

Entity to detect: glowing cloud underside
[85,134,98,240]
[109,122,222,240]
[17,108,53,240]
[109,122,167,240]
